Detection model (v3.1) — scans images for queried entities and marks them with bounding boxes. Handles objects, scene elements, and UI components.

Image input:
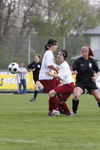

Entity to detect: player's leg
[33,81,43,100]
[18,79,22,94]
[91,89,100,107]
[34,81,41,99]
[22,79,27,94]
[72,87,83,114]
[48,89,60,115]
[58,94,72,115]
[49,83,74,116]
[40,79,60,116]
[55,84,74,116]
[30,81,39,102]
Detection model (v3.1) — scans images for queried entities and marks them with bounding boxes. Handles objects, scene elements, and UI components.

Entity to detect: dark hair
[45,39,57,51]
[60,49,68,59]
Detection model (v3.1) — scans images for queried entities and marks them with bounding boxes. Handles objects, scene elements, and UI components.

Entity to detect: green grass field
[0,93,100,150]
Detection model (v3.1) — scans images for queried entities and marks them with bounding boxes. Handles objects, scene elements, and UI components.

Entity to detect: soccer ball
[8,62,19,74]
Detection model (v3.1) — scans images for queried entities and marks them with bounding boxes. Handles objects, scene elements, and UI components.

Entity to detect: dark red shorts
[40,78,60,93]
[54,82,74,101]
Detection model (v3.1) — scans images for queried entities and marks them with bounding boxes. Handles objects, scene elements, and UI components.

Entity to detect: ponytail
[45,44,48,51]
[88,47,94,57]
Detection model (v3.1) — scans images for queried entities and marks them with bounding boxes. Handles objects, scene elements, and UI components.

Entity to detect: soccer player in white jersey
[39,39,61,116]
[96,75,100,92]
[47,49,75,116]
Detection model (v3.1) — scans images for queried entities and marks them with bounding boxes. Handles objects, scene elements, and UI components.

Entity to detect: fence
[0,33,89,69]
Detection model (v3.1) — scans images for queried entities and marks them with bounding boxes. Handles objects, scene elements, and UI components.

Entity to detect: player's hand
[46,72,53,76]
[72,71,78,75]
[57,83,63,87]
[91,73,98,82]
[91,76,96,82]
[32,68,35,71]
[55,66,59,70]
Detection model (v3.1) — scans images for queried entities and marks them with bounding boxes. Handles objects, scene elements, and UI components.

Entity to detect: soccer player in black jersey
[27,54,41,102]
[72,46,100,114]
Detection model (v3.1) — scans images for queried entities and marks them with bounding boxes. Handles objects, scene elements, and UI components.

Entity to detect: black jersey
[72,57,100,84]
[27,61,41,82]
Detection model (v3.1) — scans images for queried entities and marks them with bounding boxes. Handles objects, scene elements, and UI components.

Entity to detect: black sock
[72,99,79,114]
[34,90,38,98]
[97,102,100,107]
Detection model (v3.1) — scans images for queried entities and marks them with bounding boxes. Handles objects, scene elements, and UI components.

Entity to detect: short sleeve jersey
[58,61,74,84]
[17,67,27,80]
[39,50,56,80]
[27,61,41,81]
[72,57,100,84]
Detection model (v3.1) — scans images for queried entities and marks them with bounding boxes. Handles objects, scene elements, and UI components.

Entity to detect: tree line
[0,0,100,37]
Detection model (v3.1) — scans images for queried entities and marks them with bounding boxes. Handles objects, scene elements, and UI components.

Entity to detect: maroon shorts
[40,78,60,93]
[54,82,74,101]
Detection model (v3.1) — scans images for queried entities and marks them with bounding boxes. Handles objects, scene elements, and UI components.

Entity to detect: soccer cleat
[66,112,74,116]
[48,111,52,116]
[29,98,36,102]
[50,110,60,116]
[60,109,66,114]
[72,112,78,116]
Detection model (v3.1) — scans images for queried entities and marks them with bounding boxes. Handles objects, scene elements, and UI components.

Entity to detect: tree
[0,0,17,36]
[51,0,100,35]
[0,0,100,36]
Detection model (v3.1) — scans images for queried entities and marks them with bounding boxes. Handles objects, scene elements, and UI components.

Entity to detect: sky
[89,0,100,5]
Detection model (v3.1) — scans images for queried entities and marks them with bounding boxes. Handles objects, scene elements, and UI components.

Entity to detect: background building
[83,26,100,67]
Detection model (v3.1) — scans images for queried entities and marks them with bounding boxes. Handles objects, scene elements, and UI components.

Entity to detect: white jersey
[16,67,27,83]
[96,74,100,91]
[39,50,56,80]
[58,61,74,84]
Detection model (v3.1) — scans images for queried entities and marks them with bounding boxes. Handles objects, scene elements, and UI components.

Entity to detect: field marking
[0,138,58,145]
[0,138,100,147]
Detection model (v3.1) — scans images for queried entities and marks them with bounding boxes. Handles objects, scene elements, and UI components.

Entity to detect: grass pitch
[0,93,100,150]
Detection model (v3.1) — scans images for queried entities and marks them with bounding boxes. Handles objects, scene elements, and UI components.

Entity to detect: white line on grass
[0,138,58,145]
[0,138,100,147]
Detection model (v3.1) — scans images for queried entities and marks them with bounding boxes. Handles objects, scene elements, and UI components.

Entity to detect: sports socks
[59,102,71,115]
[72,99,79,114]
[97,102,100,107]
[34,90,38,98]
[49,96,59,112]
